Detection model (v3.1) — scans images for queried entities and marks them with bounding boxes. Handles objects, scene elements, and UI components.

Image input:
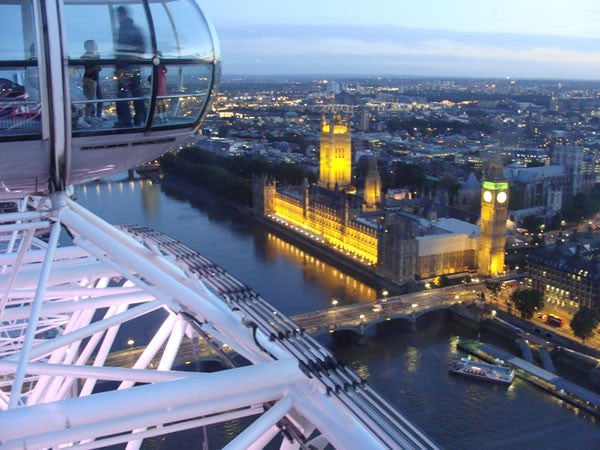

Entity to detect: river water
[75,175,599,449]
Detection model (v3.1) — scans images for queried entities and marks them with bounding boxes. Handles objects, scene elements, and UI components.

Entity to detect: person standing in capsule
[114,6,146,128]
[148,54,168,122]
[81,40,101,126]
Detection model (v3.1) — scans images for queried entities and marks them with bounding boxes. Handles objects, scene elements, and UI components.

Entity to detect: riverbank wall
[252,212,409,294]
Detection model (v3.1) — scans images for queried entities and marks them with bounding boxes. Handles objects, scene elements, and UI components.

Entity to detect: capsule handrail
[70,91,207,105]
[0,101,41,106]
[71,96,149,104]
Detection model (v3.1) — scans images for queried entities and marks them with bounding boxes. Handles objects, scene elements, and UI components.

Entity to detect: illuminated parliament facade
[254,114,508,282]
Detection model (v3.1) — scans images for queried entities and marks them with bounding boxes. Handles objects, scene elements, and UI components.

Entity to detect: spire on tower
[363,156,382,211]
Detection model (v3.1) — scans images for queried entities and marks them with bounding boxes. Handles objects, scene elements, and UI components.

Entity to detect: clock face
[483,191,493,202]
[497,191,507,204]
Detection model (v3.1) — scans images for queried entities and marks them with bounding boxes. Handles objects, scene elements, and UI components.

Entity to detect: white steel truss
[0,193,438,449]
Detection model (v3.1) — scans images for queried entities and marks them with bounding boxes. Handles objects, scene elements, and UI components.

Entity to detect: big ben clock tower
[478,163,509,276]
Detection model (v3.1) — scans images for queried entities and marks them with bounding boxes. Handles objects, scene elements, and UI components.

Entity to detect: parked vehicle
[546,314,565,327]
[502,279,518,289]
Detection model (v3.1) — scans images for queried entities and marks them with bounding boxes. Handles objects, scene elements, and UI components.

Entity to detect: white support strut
[0,359,303,442]
[7,217,62,408]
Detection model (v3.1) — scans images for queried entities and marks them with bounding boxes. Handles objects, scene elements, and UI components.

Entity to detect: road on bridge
[105,284,483,368]
[293,284,481,333]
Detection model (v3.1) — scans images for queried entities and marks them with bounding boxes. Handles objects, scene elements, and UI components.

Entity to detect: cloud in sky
[214,24,600,79]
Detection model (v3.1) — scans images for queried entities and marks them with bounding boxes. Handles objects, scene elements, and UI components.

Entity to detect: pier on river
[459,340,600,417]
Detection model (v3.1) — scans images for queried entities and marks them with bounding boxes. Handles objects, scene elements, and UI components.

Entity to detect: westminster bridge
[105,281,484,369]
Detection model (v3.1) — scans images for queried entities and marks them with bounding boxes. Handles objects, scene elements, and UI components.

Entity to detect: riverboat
[449,357,515,384]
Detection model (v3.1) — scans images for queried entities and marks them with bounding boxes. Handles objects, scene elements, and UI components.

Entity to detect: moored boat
[449,357,515,384]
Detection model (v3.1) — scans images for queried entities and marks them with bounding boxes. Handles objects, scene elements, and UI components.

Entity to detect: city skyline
[199,0,600,79]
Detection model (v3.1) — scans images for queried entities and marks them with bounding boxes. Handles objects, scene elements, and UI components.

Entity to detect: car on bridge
[372,298,403,312]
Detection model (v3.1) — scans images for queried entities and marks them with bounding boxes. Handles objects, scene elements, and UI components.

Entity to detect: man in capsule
[114,6,147,128]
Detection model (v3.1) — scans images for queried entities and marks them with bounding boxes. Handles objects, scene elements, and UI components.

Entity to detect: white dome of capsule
[0,0,220,199]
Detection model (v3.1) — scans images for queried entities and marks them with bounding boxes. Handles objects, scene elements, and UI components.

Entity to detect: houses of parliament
[254,113,507,282]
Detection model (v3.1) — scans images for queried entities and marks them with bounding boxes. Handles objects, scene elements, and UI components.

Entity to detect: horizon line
[221,73,600,83]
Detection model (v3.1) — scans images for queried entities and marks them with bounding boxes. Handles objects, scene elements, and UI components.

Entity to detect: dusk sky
[197,0,600,79]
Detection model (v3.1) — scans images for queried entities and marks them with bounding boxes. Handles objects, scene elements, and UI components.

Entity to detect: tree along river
[75,175,599,449]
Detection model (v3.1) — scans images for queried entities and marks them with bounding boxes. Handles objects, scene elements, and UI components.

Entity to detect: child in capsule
[148,55,168,122]
[81,40,101,126]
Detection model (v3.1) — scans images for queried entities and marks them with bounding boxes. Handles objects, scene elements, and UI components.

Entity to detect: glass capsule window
[151,64,211,127]
[0,0,41,138]
[63,0,216,135]
[64,1,154,132]
[67,63,152,131]
[149,0,214,60]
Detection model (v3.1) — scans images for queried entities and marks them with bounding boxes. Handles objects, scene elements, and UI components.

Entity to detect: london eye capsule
[0,0,220,199]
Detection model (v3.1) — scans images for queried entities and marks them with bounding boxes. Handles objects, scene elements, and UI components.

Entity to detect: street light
[425,283,431,289]
[127,338,135,347]
[331,299,338,306]
[411,303,418,308]
[359,314,366,320]
[382,290,389,297]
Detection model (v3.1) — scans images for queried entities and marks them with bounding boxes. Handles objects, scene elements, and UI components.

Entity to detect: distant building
[377,214,418,282]
[503,144,592,217]
[500,147,551,166]
[456,172,480,212]
[552,144,584,196]
[415,217,480,279]
[504,163,565,215]
[319,114,352,190]
[386,189,411,201]
[527,238,600,313]
[363,156,382,211]
[359,107,370,132]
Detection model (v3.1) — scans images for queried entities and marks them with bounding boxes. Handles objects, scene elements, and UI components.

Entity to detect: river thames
[75,175,599,449]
